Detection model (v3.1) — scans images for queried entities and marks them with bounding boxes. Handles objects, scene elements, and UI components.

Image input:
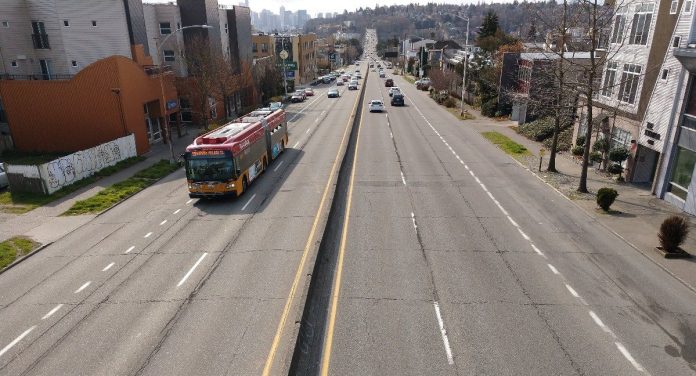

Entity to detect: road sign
[279,50,289,60]
[276,61,297,70]
[286,71,295,78]
[329,53,336,62]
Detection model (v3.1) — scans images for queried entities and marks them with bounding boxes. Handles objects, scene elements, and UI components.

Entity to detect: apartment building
[642,0,696,214]
[574,0,679,183]
[252,33,317,86]
[0,0,179,155]
[142,0,254,122]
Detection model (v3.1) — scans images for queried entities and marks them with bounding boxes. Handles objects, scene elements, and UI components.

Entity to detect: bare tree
[179,34,220,130]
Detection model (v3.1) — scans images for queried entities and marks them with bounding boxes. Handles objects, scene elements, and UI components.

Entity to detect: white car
[369,100,385,112]
[388,87,401,97]
[0,163,8,189]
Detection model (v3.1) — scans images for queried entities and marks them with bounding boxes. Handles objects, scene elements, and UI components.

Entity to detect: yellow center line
[320,80,367,376]
[262,87,363,376]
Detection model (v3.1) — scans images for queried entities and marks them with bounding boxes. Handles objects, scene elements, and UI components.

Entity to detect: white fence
[6,134,137,195]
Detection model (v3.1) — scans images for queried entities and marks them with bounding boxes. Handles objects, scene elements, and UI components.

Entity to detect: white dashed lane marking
[41,304,63,320]
[102,262,115,272]
[74,281,91,294]
[0,326,36,358]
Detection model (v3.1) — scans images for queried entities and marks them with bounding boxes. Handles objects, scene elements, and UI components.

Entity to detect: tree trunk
[548,115,560,172]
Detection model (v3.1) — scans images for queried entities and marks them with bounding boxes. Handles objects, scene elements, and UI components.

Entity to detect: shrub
[609,148,630,163]
[592,138,610,153]
[576,135,586,147]
[518,117,555,141]
[590,151,603,162]
[596,187,619,211]
[572,145,584,156]
[659,216,690,252]
[607,163,624,174]
[543,127,573,152]
[444,97,457,108]
[481,99,498,117]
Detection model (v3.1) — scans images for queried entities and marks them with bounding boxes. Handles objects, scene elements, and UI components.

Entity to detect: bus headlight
[226,183,235,189]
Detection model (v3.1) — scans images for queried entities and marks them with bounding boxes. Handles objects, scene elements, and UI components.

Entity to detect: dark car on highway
[385,78,394,87]
[391,93,404,106]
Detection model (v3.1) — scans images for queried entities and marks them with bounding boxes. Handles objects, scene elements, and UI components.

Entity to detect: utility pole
[280,36,288,98]
[460,16,469,117]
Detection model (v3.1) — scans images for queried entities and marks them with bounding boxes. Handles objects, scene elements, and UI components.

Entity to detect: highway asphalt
[0,65,365,375]
[320,46,696,375]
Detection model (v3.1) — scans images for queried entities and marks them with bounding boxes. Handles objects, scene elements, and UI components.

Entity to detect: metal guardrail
[0,73,73,81]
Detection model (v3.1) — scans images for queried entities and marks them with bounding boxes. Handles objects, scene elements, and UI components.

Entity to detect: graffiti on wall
[39,134,137,194]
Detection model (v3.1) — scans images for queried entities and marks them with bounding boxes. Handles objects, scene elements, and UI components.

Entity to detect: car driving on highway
[391,93,404,106]
[327,88,340,98]
[369,100,385,112]
[389,87,400,97]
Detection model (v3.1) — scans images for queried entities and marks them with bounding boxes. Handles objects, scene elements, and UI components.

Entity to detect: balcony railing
[31,33,50,49]
[0,73,73,81]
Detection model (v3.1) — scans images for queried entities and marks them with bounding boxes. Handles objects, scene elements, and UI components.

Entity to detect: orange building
[0,54,178,156]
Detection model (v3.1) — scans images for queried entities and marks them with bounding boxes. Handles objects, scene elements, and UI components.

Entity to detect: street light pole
[157,24,213,163]
[460,16,470,117]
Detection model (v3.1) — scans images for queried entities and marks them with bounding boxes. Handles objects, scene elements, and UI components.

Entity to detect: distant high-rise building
[317,12,323,19]
[297,9,308,28]
[279,6,285,28]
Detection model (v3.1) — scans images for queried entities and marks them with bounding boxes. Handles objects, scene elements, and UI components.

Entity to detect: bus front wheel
[241,177,248,196]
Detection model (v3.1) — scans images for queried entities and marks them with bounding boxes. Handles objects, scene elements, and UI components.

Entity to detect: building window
[252,43,257,52]
[601,61,618,98]
[91,20,97,27]
[1,21,8,28]
[261,43,268,53]
[163,50,175,62]
[618,63,642,104]
[629,3,654,45]
[159,22,171,35]
[10,61,17,68]
[611,126,632,149]
[674,36,681,48]
[662,68,670,81]
[685,0,694,13]
[31,21,50,49]
[63,20,70,27]
[71,60,78,68]
[671,0,679,13]
[225,23,228,34]
[669,147,696,200]
[611,8,626,44]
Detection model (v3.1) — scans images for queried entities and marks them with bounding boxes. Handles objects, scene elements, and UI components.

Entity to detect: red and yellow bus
[184,109,288,198]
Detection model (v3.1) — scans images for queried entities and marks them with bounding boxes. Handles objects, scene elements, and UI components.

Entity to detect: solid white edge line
[173,209,181,215]
[102,262,115,272]
[507,216,519,228]
[273,160,285,172]
[159,220,167,226]
[615,342,647,372]
[293,141,300,148]
[517,228,531,241]
[547,264,560,275]
[589,311,614,335]
[565,284,579,298]
[124,246,135,254]
[400,171,407,185]
[241,193,257,211]
[144,232,152,238]
[41,304,64,320]
[74,281,91,294]
[433,302,455,365]
[186,199,193,204]
[177,253,208,287]
[0,326,36,358]
[306,128,310,134]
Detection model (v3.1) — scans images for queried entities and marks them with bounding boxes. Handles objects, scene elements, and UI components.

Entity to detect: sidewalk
[460,105,696,293]
[0,131,197,245]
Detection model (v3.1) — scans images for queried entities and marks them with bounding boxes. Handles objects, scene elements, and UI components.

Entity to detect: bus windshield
[186,158,235,182]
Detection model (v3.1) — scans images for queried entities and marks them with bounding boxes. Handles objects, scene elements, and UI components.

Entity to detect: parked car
[385,79,394,87]
[328,88,340,98]
[348,81,358,90]
[0,163,7,189]
[391,93,405,106]
[369,99,385,112]
[269,102,282,111]
[417,78,431,91]
[291,90,306,103]
[304,88,314,96]
[388,87,400,96]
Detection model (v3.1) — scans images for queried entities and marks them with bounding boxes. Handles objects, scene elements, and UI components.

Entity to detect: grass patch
[62,160,180,216]
[0,236,40,270]
[481,131,531,156]
[403,75,416,84]
[0,156,145,214]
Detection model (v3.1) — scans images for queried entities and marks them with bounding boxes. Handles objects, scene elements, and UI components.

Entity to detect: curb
[502,148,696,296]
[0,241,53,276]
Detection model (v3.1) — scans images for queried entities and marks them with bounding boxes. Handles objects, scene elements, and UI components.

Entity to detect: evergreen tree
[478,11,499,38]
[527,20,537,42]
